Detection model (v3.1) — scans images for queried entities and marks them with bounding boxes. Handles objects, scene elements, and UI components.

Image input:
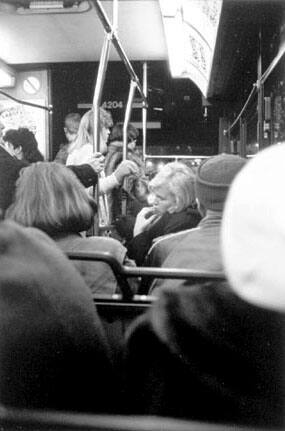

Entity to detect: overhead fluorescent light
[159,0,223,97]
[159,0,180,17]
[16,0,91,14]
[29,1,64,9]
[0,60,15,88]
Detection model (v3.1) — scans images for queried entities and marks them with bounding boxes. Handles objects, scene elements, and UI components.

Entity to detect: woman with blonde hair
[65,107,139,200]
[6,162,136,295]
[66,107,113,165]
[127,161,201,265]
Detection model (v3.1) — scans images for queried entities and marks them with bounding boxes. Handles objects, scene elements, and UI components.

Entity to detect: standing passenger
[66,108,139,193]
[2,128,44,163]
[0,119,104,214]
[104,122,146,226]
[54,112,81,164]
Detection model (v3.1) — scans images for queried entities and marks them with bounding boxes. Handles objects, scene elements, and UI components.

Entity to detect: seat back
[0,405,268,431]
[68,251,226,351]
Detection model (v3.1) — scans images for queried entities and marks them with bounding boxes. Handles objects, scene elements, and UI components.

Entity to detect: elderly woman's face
[151,185,176,215]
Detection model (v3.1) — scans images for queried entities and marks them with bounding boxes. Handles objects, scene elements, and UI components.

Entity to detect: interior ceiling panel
[208,0,284,100]
[0,0,167,64]
[0,0,283,101]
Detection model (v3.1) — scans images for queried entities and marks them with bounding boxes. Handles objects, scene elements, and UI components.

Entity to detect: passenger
[105,122,143,175]
[66,108,139,195]
[124,150,285,426]
[54,112,81,164]
[6,162,136,295]
[127,162,201,266]
[148,154,246,294]
[66,107,113,164]
[125,263,284,427]
[0,118,104,214]
[104,122,147,226]
[222,143,285,311]
[2,128,44,163]
[0,219,117,412]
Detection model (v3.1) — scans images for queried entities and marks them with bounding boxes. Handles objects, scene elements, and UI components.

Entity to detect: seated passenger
[124,278,284,427]
[6,162,136,295]
[54,112,81,164]
[148,154,246,294]
[3,128,44,163]
[127,161,201,266]
[222,143,285,312]
[0,219,117,412]
[124,150,285,426]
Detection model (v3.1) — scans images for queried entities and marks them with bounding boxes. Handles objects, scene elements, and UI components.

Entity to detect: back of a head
[6,162,96,236]
[109,122,139,143]
[3,128,21,148]
[3,128,43,163]
[0,220,112,412]
[17,128,44,162]
[195,154,247,212]
[222,144,285,312]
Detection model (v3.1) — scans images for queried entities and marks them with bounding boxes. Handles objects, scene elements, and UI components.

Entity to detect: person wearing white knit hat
[222,143,285,311]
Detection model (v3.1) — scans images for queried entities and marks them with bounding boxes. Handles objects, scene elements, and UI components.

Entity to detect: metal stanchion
[142,62,148,162]
[121,80,137,216]
[91,34,111,235]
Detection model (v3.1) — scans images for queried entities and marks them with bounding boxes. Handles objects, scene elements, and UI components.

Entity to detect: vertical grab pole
[142,62,148,162]
[112,0,118,32]
[123,80,137,160]
[121,80,137,216]
[257,31,264,150]
[92,34,112,235]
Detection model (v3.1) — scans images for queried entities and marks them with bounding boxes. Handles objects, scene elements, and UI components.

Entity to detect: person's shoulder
[151,226,201,252]
[83,235,127,261]
[87,235,126,250]
[0,145,14,163]
[0,146,28,169]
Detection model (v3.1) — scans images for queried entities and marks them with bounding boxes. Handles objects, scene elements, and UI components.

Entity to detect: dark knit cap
[195,154,247,211]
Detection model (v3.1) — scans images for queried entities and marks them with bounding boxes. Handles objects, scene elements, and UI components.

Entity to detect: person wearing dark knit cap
[148,153,247,294]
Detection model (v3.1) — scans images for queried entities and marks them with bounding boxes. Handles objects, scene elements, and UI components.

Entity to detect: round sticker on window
[23,76,41,95]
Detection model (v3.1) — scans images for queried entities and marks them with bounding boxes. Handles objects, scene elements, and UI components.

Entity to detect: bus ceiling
[0,0,284,100]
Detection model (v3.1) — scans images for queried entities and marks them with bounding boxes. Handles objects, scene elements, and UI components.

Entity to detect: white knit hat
[222,144,285,311]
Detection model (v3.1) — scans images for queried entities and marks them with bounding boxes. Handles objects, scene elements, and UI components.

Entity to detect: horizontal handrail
[68,251,134,301]
[93,293,156,308]
[0,90,52,112]
[144,154,211,160]
[67,251,226,301]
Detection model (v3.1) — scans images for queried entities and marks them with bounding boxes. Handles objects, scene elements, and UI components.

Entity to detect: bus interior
[0,0,284,429]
